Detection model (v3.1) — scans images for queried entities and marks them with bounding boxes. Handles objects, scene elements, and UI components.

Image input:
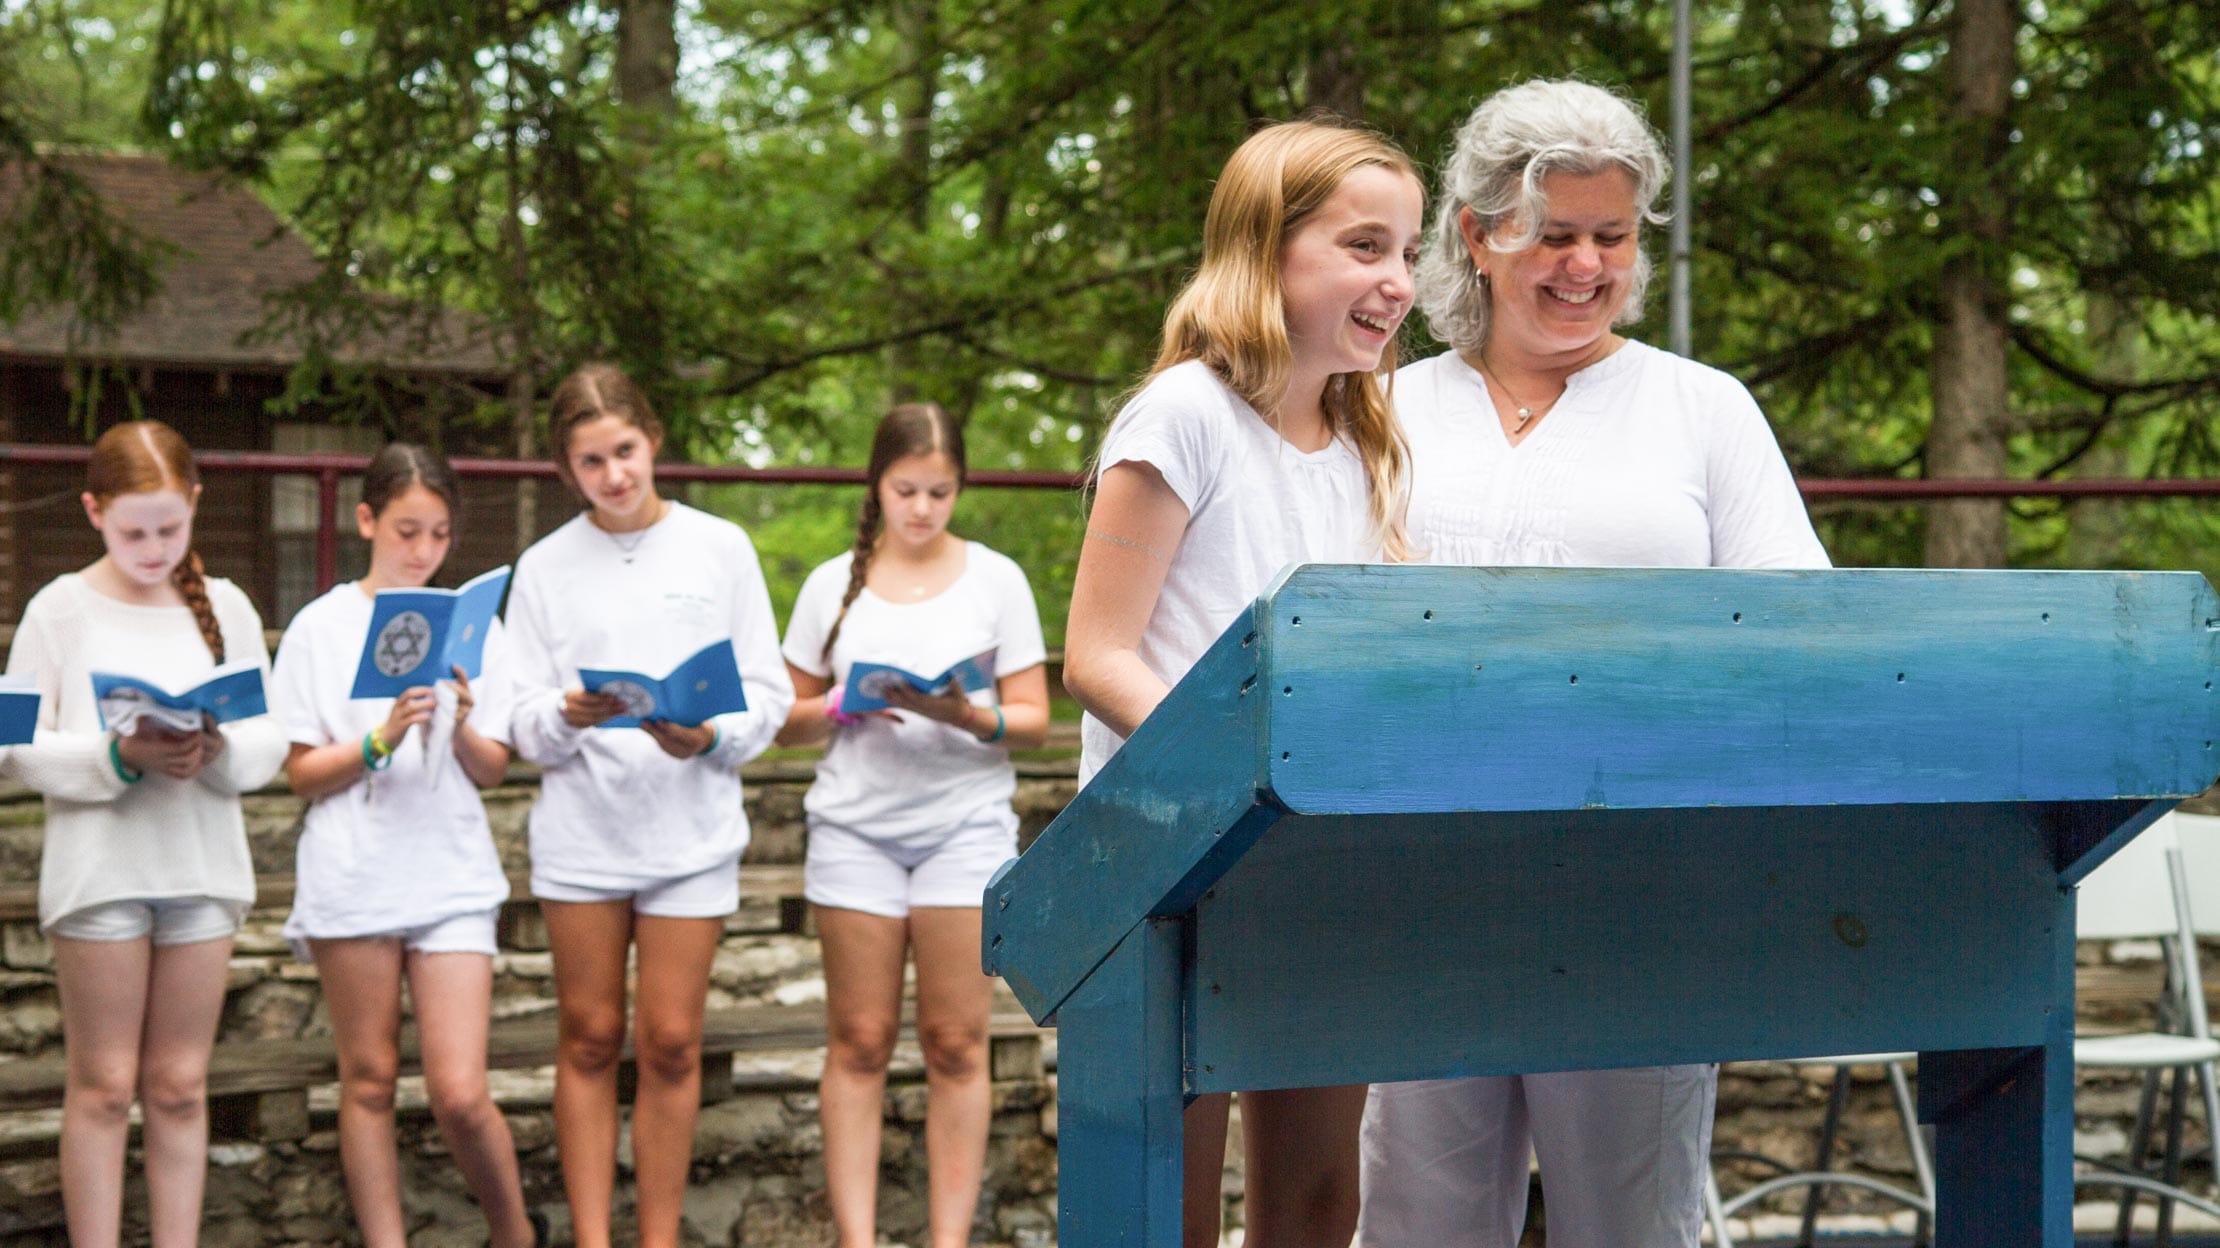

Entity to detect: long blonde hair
[1151,119,1415,561]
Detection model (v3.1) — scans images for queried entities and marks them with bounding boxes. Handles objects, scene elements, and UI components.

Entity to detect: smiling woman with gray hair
[1357,80,1829,1248]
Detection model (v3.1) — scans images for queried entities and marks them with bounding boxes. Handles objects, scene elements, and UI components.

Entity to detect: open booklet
[0,676,38,746]
[350,565,512,699]
[92,662,268,735]
[841,648,997,713]
[579,639,748,729]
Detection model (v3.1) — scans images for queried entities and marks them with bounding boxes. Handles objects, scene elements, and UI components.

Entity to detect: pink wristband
[824,687,865,727]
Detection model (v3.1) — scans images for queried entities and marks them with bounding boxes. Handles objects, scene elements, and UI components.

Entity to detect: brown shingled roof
[0,153,503,378]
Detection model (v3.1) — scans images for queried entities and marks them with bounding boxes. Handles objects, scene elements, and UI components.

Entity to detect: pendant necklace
[599,499,667,563]
[1474,354,1556,434]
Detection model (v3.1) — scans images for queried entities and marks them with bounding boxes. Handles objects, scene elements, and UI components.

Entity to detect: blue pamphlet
[0,676,38,746]
[92,662,267,734]
[349,565,512,699]
[841,648,998,713]
[579,639,748,729]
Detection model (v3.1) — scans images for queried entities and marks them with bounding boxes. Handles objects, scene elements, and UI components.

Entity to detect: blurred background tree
[6,0,2220,637]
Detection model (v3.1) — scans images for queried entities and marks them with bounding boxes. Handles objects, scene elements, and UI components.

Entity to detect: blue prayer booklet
[579,639,748,729]
[0,676,39,746]
[92,662,268,734]
[349,565,511,699]
[841,648,998,713]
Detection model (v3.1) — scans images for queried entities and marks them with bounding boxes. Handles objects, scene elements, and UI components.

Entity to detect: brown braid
[170,549,225,663]
[820,402,965,663]
[820,491,881,662]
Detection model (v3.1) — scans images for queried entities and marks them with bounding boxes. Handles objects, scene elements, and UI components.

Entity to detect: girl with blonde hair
[1062,118,1423,1248]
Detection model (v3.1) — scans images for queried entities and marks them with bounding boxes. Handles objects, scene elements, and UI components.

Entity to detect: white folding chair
[1706,1052,1933,1247]
[2073,811,2220,1242]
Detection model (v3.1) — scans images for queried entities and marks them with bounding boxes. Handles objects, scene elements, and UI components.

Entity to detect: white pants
[1358,1065,1716,1248]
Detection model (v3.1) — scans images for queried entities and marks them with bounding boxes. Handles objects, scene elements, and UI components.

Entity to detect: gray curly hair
[1417,79,1671,354]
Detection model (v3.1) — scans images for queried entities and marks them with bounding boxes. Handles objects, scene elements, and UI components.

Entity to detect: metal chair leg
[2122,1066,2165,1246]
[2160,1064,2191,1246]
[1797,1067,1853,1248]
[1705,1166,1736,1248]
[1887,1059,1936,1246]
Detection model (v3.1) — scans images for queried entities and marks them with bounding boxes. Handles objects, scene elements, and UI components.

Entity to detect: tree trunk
[886,0,938,403]
[1306,38,1363,120]
[616,0,678,113]
[1922,0,2016,569]
[499,39,540,552]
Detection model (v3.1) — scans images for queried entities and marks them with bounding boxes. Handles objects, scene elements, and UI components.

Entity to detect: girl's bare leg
[410,950,534,1248]
[1241,1085,1369,1248]
[311,938,411,1248]
[543,901,634,1248]
[629,915,721,1248]
[814,904,911,1248]
[137,936,235,1248]
[54,936,152,1248]
[910,907,994,1248]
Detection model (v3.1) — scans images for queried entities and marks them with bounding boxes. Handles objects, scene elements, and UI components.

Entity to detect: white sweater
[3,574,288,926]
[505,504,795,889]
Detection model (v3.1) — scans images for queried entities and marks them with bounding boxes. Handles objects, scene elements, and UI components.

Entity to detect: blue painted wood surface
[1261,566,2220,816]
[1184,803,2065,1094]
[1919,907,2079,1244]
[1054,918,1185,1247]
[982,565,2220,1247]
[984,615,1272,1020]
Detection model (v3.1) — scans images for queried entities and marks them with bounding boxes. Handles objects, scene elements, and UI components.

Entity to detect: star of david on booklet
[91,663,268,734]
[349,565,512,700]
[578,639,748,729]
[839,648,998,713]
[0,675,38,746]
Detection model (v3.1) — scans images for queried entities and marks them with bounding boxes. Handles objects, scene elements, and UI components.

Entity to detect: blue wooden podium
[984,565,2220,1247]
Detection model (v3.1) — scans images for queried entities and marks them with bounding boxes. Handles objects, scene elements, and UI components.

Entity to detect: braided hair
[821,402,966,662]
[86,421,223,662]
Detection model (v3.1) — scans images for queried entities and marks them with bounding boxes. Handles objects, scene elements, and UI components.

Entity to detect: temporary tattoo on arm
[1087,530,1170,561]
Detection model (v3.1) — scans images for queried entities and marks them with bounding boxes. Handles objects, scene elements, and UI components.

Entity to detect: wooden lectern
[984,565,2220,1247]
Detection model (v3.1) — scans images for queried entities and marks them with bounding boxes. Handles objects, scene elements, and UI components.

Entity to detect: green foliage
[7,0,2220,602]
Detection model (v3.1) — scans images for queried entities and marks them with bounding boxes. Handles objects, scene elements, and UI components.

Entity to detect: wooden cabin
[0,154,558,627]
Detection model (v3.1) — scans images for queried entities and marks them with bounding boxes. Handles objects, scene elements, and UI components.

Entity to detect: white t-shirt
[1080,360,1382,782]
[268,582,515,941]
[504,502,795,890]
[782,542,1046,847]
[1398,340,1829,570]
[2,573,288,926]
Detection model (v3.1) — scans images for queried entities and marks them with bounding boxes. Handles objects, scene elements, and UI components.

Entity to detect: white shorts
[289,907,500,961]
[1358,1065,1717,1248]
[47,896,247,946]
[803,809,1019,919]
[532,860,739,919]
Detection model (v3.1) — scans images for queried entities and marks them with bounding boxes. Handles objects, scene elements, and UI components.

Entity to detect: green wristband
[107,735,142,784]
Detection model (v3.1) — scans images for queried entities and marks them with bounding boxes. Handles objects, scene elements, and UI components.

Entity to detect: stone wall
[0,765,2213,1245]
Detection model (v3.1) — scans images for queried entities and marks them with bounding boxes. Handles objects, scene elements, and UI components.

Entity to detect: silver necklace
[1474,354,1557,433]
[597,500,666,562]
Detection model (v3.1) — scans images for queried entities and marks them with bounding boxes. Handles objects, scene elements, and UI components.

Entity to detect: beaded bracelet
[362,727,395,772]
[107,735,142,784]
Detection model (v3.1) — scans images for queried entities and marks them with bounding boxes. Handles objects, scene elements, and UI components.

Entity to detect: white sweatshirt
[3,573,288,926]
[504,503,795,889]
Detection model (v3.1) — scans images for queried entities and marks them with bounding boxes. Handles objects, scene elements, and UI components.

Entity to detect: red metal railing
[5,443,2216,595]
